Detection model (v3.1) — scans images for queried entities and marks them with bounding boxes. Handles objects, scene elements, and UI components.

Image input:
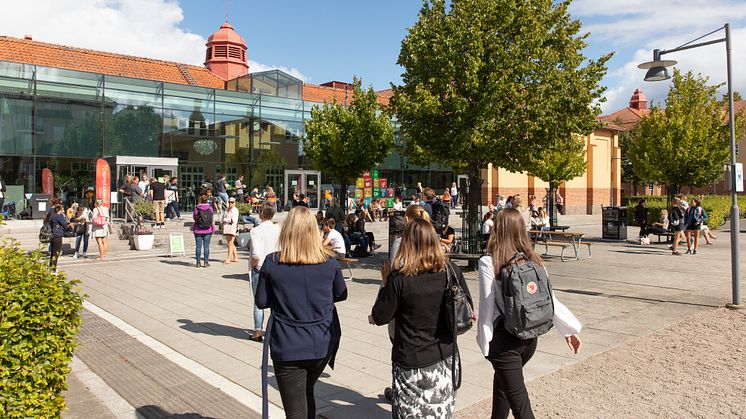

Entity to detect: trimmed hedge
[0,241,84,418]
[133,201,153,219]
[625,195,746,230]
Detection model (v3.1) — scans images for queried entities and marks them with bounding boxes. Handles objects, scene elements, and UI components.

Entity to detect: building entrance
[284,170,321,209]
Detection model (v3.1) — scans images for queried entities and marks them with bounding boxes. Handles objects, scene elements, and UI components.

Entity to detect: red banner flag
[41,168,54,196]
[96,159,111,208]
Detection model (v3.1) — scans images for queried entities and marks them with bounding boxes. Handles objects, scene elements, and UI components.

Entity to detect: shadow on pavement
[222,273,250,282]
[159,259,196,267]
[177,319,251,340]
[136,405,218,418]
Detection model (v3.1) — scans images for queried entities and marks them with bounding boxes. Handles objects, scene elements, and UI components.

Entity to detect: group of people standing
[634,194,715,255]
[250,199,581,419]
[44,198,111,272]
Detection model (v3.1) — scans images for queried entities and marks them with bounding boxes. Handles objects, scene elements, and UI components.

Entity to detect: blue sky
[2,0,745,113]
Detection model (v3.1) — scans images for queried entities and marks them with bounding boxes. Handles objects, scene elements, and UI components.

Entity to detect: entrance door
[284,170,322,209]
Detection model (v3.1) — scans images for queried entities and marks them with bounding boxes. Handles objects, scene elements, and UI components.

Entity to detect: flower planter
[133,234,154,251]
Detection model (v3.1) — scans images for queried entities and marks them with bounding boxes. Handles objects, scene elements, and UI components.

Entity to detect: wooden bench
[337,257,359,281]
[649,232,675,243]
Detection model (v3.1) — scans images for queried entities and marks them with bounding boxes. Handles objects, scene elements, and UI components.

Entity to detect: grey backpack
[497,253,554,339]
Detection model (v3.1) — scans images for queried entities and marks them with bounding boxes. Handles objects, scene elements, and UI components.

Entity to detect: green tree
[304,78,394,208]
[526,135,586,224]
[55,111,100,157]
[106,106,163,156]
[627,69,744,197]
[390,0,611,240]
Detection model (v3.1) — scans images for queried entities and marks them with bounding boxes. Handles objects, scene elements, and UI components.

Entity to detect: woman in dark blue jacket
[256,206,347,419]
[684,198,708,254]
[49,204,69,273]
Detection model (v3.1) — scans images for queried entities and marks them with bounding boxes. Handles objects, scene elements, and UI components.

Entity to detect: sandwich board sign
[169,233,186,257]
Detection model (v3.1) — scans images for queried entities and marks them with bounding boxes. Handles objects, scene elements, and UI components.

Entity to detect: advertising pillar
[96,159,111,208]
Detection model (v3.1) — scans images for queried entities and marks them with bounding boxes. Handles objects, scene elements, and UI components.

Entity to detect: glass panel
[0,97,33,155]
[162,108,213,136]
[0,76,34,95]
[0,61,35,79]
[35,66,100,87]
[104,105,163,156]
[105,88,160,108]
[104,75,161,93]
[36,81,101,101]
[35,98,101,157]
[305,173,320,208]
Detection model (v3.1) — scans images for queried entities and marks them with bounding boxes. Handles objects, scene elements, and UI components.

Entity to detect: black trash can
[388,210,406,258]
[602,206,627,240]
[30,194,51,220]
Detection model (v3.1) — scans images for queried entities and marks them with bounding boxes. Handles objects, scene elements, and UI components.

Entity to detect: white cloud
[0,0,308,80]
[570,0,746,113]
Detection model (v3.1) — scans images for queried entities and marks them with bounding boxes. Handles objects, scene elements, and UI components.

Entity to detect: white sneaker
[82,252,87,258]
[72,252,78,259]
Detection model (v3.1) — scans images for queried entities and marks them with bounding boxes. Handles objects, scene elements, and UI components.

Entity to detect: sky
[1,0,745,114]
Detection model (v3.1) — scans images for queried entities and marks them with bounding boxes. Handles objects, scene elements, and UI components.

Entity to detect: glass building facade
[0,60,453,209]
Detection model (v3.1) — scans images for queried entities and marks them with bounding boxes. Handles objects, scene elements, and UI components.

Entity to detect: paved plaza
[2,212,743,418]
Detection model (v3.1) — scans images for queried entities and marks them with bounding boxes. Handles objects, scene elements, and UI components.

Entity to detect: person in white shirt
[138,174,149,197]
[322,218,346,257]
[450,182,458,209]
[477,208,581,419]
[392,196,404,211]
[481,211,494,241]
[248,202,281,342]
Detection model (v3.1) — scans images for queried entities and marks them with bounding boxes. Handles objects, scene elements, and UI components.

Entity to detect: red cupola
[629,88,648,111]
[204,21,249,80]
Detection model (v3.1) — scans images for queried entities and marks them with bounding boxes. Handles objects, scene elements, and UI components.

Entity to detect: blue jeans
[242,215,260,226]
[251,270,264,331]
[166,201,181,218]
[451,194,458,208]
[218,192,229,204]
[194,233,212,264]
[75,233,89,253]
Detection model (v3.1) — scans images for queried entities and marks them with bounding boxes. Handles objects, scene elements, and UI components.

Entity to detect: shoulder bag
[443,262,474,390]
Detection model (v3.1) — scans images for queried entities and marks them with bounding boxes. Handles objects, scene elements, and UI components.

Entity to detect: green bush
[625,195,746,229]
[235,203,253,216]
[133,201,153,219]
[0,240,84,418]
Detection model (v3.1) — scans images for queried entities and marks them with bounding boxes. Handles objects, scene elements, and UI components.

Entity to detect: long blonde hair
[486,208,543,272]
[278,206,333,264]
[392,218,446,276]
[404,204,431,223]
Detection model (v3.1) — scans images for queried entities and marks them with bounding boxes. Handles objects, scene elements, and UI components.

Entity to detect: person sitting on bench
[645,209,669,235]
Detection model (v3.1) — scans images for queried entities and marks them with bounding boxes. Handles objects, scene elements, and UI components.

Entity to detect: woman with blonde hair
[478,208,581,419]
[371,217,472,418]
[91,198,110,260]
[221,197,239,264]
[669,198,686,255]
[256,206,347,419]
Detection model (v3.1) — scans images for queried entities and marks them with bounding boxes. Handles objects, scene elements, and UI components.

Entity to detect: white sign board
[737,163,744,192]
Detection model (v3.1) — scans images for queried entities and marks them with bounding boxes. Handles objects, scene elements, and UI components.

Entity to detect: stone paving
[3,211,742,418]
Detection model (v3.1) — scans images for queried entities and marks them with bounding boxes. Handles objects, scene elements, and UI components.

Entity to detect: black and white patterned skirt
[392,356,456,419]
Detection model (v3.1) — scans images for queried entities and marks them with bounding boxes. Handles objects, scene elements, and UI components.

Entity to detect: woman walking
[73,203,91,258]
[669,198,686,256]
[371,217,472,418]
[482,211,494,242]
[478,208,582,419]
[256,207,347,419]
[684,198,708,255]
[91,199,110,260]
[192,195,215,267]
[222,197,239,264]
[49,204,69,273]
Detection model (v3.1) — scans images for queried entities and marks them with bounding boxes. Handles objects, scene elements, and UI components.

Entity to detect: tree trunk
[337,179,348,212]
[465,166,483,256]
[548,180,557,227]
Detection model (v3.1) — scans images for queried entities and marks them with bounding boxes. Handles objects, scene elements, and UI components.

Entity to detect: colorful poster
[355,178,364,188]
[364,178,373,188]
[362,170,370,178]
[354,189,363,199]
[380,178,388,188]
[373,178,380,188]
[386,198,394,208]
[372,169,380,178]
[41,168,54,196]
[364,188,373,198]
[364,197,372,206]
[96,159,111,208]
[387,188,395,198]
[373,189,380,198]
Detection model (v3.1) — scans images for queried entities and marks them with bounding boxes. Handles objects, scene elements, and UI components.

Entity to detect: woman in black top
[49,204,69,273]
[669,198,687,255]
[256,206,347,419]
[371,218,472,418]
[353,209,381,252]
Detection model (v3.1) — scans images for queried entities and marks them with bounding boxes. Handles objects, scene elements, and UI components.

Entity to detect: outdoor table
[529,230,589,261]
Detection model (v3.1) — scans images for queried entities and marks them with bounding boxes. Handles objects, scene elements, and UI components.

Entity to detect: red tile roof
[0,36,225,88]
[599,107,649,131]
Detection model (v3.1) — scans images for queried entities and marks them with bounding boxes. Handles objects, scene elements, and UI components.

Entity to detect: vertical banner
[96,159,111,208]
[41,168,54,196]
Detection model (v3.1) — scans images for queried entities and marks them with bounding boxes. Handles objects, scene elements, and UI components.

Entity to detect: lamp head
[643,66,671,81]
[638,48,677,82]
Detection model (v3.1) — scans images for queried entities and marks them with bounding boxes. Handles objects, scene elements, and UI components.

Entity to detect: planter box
[134,234,155,251]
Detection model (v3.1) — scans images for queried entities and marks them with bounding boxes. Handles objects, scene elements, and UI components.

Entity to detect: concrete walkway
[4,212,740,418]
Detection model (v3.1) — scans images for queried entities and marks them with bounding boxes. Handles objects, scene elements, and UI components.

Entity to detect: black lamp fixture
[638,23,743,309]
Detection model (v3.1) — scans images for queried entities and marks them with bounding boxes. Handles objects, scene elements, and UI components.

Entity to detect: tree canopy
[627,69,744,194]
[304,78,394,205]
[390,0,610,236]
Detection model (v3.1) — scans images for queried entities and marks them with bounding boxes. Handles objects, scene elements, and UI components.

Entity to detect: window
[214,46,227,58]
[206,47,212,61]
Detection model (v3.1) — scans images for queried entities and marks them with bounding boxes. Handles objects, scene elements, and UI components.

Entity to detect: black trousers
[49,236,63,271]
[364,232,375,250]
[274,356,330,419]
[487,322,538,419]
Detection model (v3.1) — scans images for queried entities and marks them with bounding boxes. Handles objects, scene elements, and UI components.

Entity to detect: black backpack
[497,253,554,339]
[431,201,450,230]
[196,208,213,229]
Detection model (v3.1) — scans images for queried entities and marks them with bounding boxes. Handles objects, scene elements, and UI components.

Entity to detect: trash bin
[388,210,406,258]
[602,206,627,240]
[30,194,51,220]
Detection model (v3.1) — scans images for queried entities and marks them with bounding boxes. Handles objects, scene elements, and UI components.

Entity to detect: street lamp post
[638,23,743,309]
